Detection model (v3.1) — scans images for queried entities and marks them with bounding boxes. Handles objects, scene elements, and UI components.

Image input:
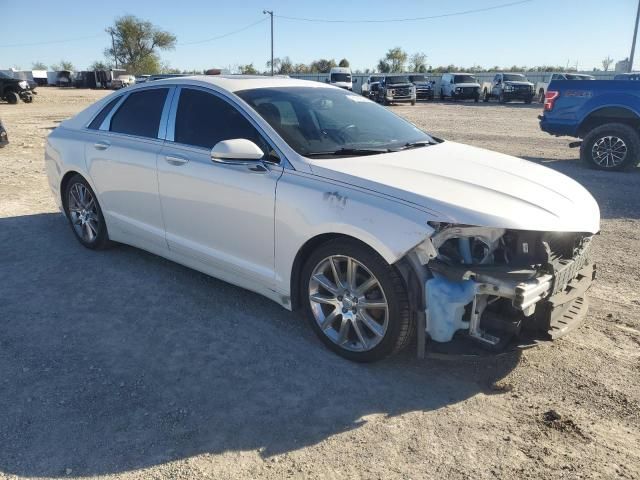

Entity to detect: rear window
[109,88,168,138]
[88,96,121,130]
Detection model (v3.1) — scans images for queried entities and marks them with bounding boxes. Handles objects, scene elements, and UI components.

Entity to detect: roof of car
[150,74,333,92]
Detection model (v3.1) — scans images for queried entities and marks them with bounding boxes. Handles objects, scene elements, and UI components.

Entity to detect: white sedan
[45,76,600,362]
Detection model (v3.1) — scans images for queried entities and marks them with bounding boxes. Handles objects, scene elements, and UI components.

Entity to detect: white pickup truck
[535,73,595,102]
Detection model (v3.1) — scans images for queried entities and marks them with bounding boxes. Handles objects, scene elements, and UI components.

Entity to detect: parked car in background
[614,73,640,80]
[0,71,35,104]
[135,75,151,84]
[540,79,640,171]
[46,75,599,362]
[535,73,595,103]
[377,75,416,105]
[440,73,481,102]
[482,73,534,104]
[361,75,383,98]
[328,67,354,91]
[111,75,136,89]
[409,74,434,101]
[0,118,8,147]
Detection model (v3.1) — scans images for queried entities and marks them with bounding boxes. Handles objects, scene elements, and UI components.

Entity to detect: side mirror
[211,139,264,163]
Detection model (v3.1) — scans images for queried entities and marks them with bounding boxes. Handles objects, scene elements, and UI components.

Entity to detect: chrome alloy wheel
[592,135,628,168]
[308,255,389,352]
[67,183,100,243]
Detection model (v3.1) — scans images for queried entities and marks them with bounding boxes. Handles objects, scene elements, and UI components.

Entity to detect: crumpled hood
[308,141,600,233]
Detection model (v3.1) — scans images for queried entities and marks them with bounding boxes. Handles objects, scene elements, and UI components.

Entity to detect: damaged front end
[409,224,596,355]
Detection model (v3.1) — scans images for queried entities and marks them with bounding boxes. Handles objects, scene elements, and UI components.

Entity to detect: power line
[0,34,104,49]
[274,0,532,23]
[177,18,267,46]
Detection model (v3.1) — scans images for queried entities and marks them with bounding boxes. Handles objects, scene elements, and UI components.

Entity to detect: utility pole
[630,0,640,72]
[263,10,274,75]
[107,28,118,69]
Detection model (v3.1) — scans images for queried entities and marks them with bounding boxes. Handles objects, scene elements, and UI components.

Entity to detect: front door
[158,86,283,287]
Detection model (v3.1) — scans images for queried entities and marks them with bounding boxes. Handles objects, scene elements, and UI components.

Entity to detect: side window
[109,88,169,139]
[88,96,121,130]
[174,88,263,150]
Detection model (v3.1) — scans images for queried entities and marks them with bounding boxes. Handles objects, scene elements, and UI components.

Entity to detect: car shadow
[521,156,640,220]
[0,212,521,477]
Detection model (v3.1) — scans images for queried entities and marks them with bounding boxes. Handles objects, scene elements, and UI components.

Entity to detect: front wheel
[5,91,19,104]
[302,239,413,362]
[538,89,545,103]
[483,89,489,102]
[411,100,416,106]
[499,92,506,104]
[63,174,110,249]
[580,123,640,171]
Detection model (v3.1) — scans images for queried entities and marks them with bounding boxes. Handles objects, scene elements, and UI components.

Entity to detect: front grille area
[393,87,411,96]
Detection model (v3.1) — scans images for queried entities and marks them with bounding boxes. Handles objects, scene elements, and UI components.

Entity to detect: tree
[408,52,427,73]
[377,59,391,73]
[338,58,350,68]
[32,61,47,70]
[105,15,176,75]
[379,47,407,72]
[293,63,309,74]
[266,57,282,73]
[89,60,110,70]
[602,56,614,72]
[239,63,259,75]
[309,58,337,73]
[51,60,75,71]
[278,56,294,75]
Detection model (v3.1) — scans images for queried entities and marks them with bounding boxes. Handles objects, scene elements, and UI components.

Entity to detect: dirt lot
[0,88,639,480]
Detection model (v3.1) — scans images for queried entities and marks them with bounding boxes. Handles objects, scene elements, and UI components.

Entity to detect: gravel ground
[0,88,639,480]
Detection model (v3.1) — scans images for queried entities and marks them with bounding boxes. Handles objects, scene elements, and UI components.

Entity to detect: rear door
[84,85,173,250]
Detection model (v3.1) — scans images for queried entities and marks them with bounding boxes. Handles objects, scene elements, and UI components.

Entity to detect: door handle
[94,141,110,150]
[165,155,189,166]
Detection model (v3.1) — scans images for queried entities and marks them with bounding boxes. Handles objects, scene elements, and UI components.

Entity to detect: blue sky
[1,0,637,72]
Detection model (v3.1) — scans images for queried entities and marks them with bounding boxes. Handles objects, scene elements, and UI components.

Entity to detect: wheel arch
[289,233,409,311]
[578,106,640,137]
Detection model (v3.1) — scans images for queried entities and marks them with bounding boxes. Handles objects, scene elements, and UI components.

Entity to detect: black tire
[63,174,111,249]
[474,93,480,103]
[580,123,640,171]
[301,238,413,362]
[538,89,545,103]
[440,89,444,101]
[499,92,506,104]
[22,94,33,103]
[6,91,18,104]
[483,89,489,102]
[411,100,416,106]
[524,97,532,104]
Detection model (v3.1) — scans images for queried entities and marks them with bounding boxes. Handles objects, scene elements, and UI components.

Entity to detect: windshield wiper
[305,147,392,157]
[398,140,436,150]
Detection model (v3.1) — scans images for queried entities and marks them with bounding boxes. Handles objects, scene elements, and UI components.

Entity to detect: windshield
[386,76,410,85]
[330,73,351,83]
[453,75,476,83]
[502,74,526,82]
[236,87,433,157]
[409,75,427,82]
[565,74,595,80]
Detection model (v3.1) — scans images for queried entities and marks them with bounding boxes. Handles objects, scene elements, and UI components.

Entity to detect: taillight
[544,90,559,111]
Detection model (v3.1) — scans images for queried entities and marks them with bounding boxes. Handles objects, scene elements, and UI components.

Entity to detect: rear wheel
[302,239,413,362]
[580,123,640,171]
[538,89,545,103]
[63,175,110,249]
[483,89,489,102]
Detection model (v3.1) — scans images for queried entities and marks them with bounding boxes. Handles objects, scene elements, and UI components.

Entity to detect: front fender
[274,170,434,297]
